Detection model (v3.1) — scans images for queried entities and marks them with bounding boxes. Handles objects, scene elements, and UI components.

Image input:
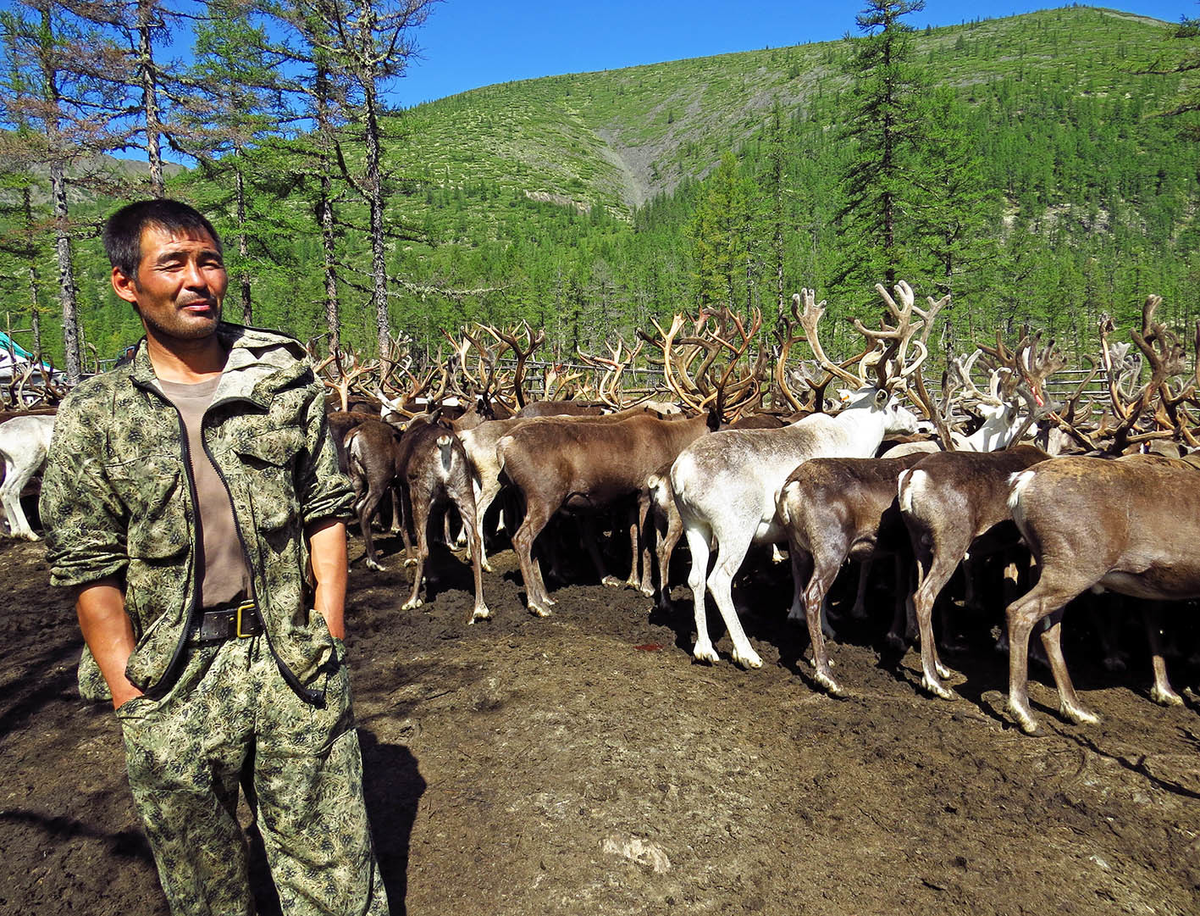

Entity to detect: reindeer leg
[911,540,960,697]
[1,458,37,540]
[359,487,387,571]
[683,522,719,663]
[786,546,812,625]
[630,500,649,594]
[849,558,871,620]
[656,501,682,611]
[512,502,555,617]
[706,530,761,669]
[398,485,417,567]
[580,514,621,588]
[402,495,431,611]
[1007,570,1092,734]
[1039,608,1101,726]
[454,488,490,624]
[799,541,845,695]
[1144,603,1183,706]
[388,487,403,534]
[473,477,498,573]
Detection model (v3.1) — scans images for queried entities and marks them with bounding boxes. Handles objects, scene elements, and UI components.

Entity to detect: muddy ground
[2,526,1199,916]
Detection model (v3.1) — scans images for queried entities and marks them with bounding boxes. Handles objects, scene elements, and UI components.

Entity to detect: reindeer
[498,407,721,617]
[896,444,1052,699]
[345,419,408,571]
[776,452,929,694]
[1004,454,1200,734]
[670,282,942,669]
[396,413,489,623]
[0,413,55,539]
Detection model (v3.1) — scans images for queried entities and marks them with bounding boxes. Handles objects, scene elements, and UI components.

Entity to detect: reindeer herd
[3,282,1200,738]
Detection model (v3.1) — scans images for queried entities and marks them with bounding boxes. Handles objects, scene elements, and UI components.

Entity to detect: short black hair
[102,199,222,280]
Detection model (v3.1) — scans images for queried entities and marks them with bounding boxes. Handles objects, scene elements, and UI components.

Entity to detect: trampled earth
[2,529,1199,916]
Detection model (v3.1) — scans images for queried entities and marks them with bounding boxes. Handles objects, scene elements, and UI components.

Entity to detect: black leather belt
[188,599,263,643]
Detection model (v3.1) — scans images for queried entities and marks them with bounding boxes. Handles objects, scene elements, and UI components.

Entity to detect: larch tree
[912,86,996,349]
[277,0,440,360]
[173,0,289,325]
[836,0,930,303]
[0,0,132,381]
[687,150,751,311]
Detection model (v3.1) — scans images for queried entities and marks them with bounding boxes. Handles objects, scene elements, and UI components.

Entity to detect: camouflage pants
[115,635,390,916]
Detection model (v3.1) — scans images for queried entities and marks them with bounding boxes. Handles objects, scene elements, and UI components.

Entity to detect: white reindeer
[0,414,55,540]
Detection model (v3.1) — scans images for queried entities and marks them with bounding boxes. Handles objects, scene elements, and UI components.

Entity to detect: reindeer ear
[873,389,889,408]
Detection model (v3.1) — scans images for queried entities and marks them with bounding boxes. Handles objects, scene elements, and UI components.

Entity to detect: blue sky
[389,0,1198,108]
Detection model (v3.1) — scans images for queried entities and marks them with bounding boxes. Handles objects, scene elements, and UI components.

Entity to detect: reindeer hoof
[403,558,418,568]
[921,675,955,701]
[1150,685,1184,707]
[693,644,720,665]
[528,603,553,618]
[365,559,386,572]
[814,672,844,696]
[935,661,954,680]
[402,597,423,611]
[733,648,763,670]
[1009,702,1044,736]
[601,576,622,589]
[481,560,494,573]
[469,606,491,624]
[1060,702,1101,726]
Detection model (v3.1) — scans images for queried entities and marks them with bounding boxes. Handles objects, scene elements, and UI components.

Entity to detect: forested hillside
[2,4,1198,368]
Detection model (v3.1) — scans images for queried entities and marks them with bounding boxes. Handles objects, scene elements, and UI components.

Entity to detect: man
[40,199,390,916]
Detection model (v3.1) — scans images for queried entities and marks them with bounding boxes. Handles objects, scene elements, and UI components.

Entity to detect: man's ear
[111,266,139,306]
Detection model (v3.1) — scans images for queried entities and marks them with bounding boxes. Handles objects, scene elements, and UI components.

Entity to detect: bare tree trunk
[316,62,339,353]
[21,188,42,358]
[364,83,389,359]
[320,178,339,352]
[235,162,251,323]
[138,0,164,197]
[49,158,79,384]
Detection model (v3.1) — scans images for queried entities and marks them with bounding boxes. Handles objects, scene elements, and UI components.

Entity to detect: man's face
[112,225,227,341]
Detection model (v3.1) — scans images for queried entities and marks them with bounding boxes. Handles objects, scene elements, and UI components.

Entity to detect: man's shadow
[246,729,426,916]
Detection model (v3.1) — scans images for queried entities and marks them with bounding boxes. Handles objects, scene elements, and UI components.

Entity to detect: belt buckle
[235,600,257,638]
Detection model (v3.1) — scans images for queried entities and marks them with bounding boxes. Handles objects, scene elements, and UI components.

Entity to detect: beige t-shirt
[156,376,253,609]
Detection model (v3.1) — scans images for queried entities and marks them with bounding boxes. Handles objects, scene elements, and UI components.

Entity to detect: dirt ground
[2,527,1199,916]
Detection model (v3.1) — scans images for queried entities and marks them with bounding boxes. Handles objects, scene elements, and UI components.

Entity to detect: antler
[795,290,861,387]
[484,321,545,409]
[853,281,942,392]
[320,348,379,412]
[640,314,711,413]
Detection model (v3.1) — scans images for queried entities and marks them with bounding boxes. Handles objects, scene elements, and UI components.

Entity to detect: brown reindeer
[1003,454,1200,734]
[896,445,1051,700]
[497,409,719,616]
[776,452,929,694]
[344,419,408,571]
[395,413,489,623]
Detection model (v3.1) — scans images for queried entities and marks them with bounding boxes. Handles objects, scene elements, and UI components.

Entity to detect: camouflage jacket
[41,324,354,704]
